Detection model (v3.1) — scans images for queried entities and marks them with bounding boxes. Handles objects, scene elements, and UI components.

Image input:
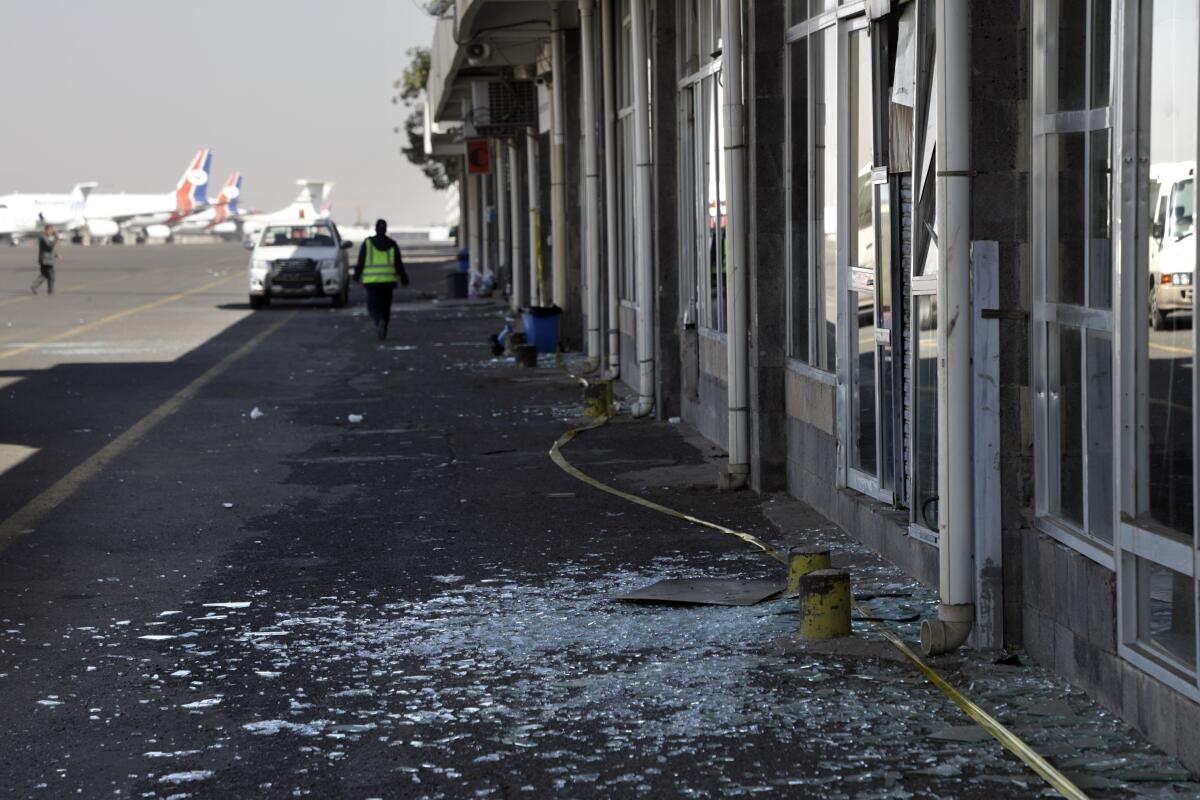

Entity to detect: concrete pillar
[508,138,524,310]
[467,172,482,276]
[496,142,509,298]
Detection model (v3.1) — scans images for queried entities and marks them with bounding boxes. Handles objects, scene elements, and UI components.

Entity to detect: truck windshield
[261,225,336,247]
[1171,179,1194,239]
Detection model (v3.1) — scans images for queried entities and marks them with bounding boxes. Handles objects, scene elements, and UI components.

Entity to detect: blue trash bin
[457,248,469,272]
[522,305,561,354]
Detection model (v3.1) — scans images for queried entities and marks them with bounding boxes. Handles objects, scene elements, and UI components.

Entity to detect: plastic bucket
[522,306,561,354]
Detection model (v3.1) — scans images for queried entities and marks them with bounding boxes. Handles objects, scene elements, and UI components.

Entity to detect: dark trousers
[364,283,395,324]
[32,264,55,294]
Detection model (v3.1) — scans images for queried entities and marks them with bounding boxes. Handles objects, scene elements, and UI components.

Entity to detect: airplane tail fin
[67,182,99,229]
[213,172,242,223]
[174,148,212,213]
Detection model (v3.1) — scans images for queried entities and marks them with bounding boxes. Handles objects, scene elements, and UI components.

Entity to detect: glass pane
[1050,132,1087,306]
[1089,129,1112,308]
[1142,0,1196,539]
[849,30,874,272]
[1091,0,1111,108]
[814,25,838,370]
[1087,332,1114,543]
[716,76,727,332]
[788,0,803,27]
[1137,558,1196,668]
[789,39,810,360]
[878,185,895,493]
[1056,0,1087,111]
[915,295,938,529]
[1054,325,1084,525]
[848,29,876,476]
[702,77,718,326]
[625,121,637,301]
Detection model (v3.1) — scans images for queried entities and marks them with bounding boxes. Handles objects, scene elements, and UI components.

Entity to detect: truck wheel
[332,284,349,308]
[249,295,266,310]
[1150,297,1168,330]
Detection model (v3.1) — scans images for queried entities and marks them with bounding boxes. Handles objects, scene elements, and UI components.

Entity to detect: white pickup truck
[1149,163,1195,330]
[247,219,353,309]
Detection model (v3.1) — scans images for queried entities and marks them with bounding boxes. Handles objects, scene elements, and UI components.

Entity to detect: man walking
[31,224,61,295]
[354,219,409,340]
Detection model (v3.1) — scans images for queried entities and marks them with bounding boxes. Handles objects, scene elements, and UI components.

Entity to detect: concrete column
[526,130,543,306]
[550,6,569,313]
[482,147,494,277]
[467,172,482,276]
[600,0,621,377]
[508,138,524,310]
[580,0,602,370]
[746,0,788,491]
[496,142,510,300]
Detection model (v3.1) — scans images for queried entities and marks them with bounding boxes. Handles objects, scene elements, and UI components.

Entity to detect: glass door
[841,18,895,502]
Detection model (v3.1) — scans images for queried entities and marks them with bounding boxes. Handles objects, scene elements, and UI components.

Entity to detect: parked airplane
[241,180,334,242]
[82,149,212,243]
[0,183,97,244]
[174,172,244,235]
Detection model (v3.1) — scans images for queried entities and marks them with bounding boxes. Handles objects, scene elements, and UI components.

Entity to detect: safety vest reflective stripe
[362,239,397,284]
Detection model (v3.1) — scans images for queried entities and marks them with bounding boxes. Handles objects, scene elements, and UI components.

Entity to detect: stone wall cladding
[1022,529,1200,774]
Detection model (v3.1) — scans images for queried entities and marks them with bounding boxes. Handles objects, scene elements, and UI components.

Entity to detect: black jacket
[354,234,409,285]
[38,233,58,268]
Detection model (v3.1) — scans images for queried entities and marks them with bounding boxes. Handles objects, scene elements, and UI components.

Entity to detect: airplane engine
[86,219,120,239]
[144,224,172,240]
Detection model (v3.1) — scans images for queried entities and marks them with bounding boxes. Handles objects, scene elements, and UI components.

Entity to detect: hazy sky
[0,0,446,227]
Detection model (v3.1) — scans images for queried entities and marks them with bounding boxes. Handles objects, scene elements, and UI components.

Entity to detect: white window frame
[1115,0,1200,695]
[1030,0,1119,568]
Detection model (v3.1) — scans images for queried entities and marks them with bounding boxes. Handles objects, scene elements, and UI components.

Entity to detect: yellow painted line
[0,311,295,555]
[550,413,1090,800]
[0,273,234,362]
[1150,341,1194,356]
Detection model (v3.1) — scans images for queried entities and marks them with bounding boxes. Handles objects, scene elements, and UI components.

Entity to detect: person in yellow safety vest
[354,218,409,340]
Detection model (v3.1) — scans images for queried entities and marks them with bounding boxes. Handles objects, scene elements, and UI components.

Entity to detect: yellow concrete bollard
[799,569,852,640]
[787,546,832,594]
[583,379,614,417]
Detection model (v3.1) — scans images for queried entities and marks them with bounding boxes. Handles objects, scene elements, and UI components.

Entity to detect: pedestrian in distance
[354,218,409,341]
[31,224,61,295]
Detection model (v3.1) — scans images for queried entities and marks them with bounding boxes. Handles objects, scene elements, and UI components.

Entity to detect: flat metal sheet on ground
[614,578,785,607]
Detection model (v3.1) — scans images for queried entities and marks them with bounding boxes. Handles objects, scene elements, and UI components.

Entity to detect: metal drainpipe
[508,138,524,310]
[922,0,974,656]
[600,0,621,378]
[580,0,603,372]
[629,0,655,416]
[550,5,569,315]
[496,142,510,305]
[719,0,749,489]
[527,129,543,306]
[468,172,482,277]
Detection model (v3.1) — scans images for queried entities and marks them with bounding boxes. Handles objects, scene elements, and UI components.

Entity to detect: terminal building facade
[426,0,1200,770]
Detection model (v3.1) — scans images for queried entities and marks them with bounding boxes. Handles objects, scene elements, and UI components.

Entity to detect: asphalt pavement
[0,243,1196,798]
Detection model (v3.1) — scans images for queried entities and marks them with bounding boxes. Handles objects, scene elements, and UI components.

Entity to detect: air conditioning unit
[470,80,538,137]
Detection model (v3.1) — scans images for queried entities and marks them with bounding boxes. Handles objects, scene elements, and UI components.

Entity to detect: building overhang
[428,0,577,125]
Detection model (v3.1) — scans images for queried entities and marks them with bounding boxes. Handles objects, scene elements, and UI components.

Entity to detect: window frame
[1031,0,1120,567]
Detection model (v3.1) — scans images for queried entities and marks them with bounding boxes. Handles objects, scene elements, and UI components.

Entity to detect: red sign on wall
[466,138,491,174]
